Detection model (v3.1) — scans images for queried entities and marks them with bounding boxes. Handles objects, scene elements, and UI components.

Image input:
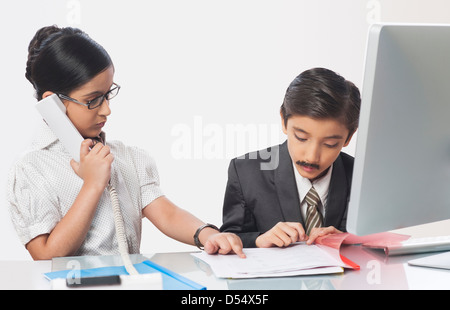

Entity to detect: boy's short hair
[280,68,361,140]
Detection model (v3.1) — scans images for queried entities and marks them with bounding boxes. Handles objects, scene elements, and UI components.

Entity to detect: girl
[8,25,244,260]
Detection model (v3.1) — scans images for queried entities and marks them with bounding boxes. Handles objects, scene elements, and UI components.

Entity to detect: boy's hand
[306,226,342,245]
[204,232,246,258]
[255,222,307,248]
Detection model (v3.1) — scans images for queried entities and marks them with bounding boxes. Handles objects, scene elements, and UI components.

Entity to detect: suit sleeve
[220,159,260,248]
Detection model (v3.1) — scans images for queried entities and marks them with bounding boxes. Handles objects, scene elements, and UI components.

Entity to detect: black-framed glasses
[57,83,120,110]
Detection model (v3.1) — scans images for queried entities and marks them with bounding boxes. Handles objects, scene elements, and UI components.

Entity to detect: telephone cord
[107,183,139,275]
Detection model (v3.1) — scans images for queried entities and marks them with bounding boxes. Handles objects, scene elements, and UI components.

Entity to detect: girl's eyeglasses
[57,83,120,110]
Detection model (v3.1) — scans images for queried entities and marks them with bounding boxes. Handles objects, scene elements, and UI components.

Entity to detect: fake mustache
[296,161,320,170]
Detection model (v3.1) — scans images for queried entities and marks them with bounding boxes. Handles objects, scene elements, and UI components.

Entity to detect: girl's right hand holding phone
[70,139,114,191]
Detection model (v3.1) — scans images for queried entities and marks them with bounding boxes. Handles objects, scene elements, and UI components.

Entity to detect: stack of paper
[192,232,413,279]
[192,242,357,278]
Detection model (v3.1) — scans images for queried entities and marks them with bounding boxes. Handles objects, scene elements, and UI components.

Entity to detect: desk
[1,245,450,290]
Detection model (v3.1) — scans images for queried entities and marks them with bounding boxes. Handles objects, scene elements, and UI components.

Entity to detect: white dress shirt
[292,162,333,223]
[7,122,164,256]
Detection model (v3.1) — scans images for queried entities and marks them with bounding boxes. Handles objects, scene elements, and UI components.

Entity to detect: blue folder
[44,260,206,290]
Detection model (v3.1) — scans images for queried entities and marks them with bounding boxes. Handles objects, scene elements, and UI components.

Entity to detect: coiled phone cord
[107,183,139,275]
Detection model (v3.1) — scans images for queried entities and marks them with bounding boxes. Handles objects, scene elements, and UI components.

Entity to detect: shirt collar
[32,121,106,151]
[292,162,333,204]
[31,121,59,151]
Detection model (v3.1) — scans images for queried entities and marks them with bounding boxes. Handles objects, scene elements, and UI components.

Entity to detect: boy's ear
[344,130,357,147]
[280,111,288,135]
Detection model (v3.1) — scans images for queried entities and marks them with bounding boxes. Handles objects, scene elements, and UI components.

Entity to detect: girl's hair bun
[26,25,62,84]
[25,25,111,100]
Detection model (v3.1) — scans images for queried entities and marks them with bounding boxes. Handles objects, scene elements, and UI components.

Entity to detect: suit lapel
[273,144,350,228]
[324,154,349,228]
[274,141,303,224]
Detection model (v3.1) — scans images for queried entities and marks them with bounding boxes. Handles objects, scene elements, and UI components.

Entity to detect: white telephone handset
[36,94,84,162]
[35,94,139,276]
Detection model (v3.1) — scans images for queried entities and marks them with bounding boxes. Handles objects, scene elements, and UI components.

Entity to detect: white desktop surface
[2,220,450,290]
[0,260,51,290]
[1,246,450,290]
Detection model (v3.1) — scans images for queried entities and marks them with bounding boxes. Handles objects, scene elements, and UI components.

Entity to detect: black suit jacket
[220,141,354,248]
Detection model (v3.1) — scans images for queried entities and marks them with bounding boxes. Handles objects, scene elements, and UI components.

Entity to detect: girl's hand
[203,232,246,258]
[70,139,114,191]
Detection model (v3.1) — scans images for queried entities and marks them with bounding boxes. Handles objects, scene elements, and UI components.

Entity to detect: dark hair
[280,68,361,140]
[26,25,113,100]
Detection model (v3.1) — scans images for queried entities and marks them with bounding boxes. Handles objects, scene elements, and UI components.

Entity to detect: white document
[191,243,347,278]
[408,251,450,270]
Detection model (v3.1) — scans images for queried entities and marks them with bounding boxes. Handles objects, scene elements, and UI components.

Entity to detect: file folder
[44,259,206,290]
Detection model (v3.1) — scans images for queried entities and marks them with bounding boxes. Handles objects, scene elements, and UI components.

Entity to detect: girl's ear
[42,91,54,99]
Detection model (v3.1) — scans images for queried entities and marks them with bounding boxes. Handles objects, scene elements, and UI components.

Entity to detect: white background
[1,0,450,260]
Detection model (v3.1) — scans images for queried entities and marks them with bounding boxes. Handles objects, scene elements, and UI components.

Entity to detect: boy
[220,68,361,248]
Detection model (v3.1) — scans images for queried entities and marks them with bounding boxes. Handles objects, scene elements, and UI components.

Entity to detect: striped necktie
[304,186,323,235]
